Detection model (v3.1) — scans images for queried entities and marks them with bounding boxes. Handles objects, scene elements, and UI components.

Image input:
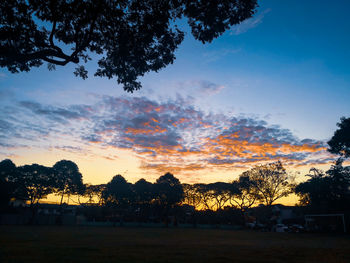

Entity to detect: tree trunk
[60,191,64,205]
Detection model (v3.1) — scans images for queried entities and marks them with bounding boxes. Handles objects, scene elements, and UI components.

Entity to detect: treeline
[1,158,349,216]
[0,159,294,211]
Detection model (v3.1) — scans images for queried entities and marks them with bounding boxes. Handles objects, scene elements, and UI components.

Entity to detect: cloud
[203,48,241,63]
[197,81,225,95]
[19,101,93,123]
[176,80,225,96]
[0,94,335,176]
[231,9,271,35]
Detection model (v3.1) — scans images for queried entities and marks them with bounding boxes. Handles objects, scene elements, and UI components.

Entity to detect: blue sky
[0,0,349,185]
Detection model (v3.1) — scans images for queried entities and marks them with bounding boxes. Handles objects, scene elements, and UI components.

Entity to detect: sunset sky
[1,0,349,203]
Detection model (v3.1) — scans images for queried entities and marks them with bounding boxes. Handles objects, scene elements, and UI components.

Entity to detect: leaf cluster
[0,0,257,92]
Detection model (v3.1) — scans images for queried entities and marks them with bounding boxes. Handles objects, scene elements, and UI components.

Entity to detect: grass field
[0,226,349,263]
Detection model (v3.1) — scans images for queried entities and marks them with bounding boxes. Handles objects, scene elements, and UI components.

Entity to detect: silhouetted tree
[102,175,134,225]
[133,178,154,205]
[0,0,257,92]
[155,172,183,207]
[82,184,106,205]
[194,183,214,210]
[244,161,294,206]
[295,168,333,214]
[154,173,183,225]
[0,159,17,181]
[207,182,231,210]
[17,164,55,207]
[182,183,202,209]
[53,160,84,205]
[0,159,19,209]
[103,175,133,207]
[229,175,258,212]
[328,117,350,158]
[326,159,350,208]
[295,168,326,208]
[296,160,350,213]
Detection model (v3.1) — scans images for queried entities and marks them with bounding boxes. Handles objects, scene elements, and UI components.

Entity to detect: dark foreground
[0,226,350,263]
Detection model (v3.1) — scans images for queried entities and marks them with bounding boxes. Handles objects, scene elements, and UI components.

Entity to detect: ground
[0,226,350,263]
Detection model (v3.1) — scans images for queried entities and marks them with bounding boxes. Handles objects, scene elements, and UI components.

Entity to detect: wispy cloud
[176,80,225,96]
[203,48,241,63]
[197,81,225,95]
[0,94,334,176]
[231,9,271,35]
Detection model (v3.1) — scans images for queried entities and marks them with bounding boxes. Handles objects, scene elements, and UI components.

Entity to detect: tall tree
[53,160,84,205]
[294,168,326,207]
[194,183,214,210]
[324,159,350,211]
[244,161,294,206]
[182,183,202,210]
[83,184,106,206]
[102,174,134,226]
[328,117,350,158]
[17,164,55,207]
[0,159,17,182]
[155,172,183,208]
[0,0,257,92]
[0,159,19,209]
[207,182,231,210]
[154,172,183,226]
[295,160,350,212]
[133,178,154,205]
[103,175,133,207]
[229,175,259,212]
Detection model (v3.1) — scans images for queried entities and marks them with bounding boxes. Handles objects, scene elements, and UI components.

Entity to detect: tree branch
[49,20,56,47]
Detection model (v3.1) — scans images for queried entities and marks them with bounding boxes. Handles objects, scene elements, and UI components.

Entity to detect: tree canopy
[328,117,350,158]
[0,0,257,92]
[0,159,18,209]
[241,161,294,206]
[155,172,184,208]
[230,175,259,212]
[133,178,155,205]
[295,160,350,213]
[103,174,133,207]
[16,164,55,206]
[53,160,84,205]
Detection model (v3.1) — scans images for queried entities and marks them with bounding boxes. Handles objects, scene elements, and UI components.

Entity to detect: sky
[1,0,349,203]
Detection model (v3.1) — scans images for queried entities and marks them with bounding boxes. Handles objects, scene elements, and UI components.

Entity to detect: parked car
[288,224,304,233]
[273,224,289,232]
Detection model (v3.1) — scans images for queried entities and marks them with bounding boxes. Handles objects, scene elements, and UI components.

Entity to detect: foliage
[191,184,213,210]
[0,159,18,209]
[242,161,294,206]
[102,175,133,207]
[229,175,259,212]
[205,182,232,210]
[182,183,202,209]
[53,160,84,205]
[328,117,350,158]
[326,159,350,203]
[133,178,155,205]
[296,159,350,212]
[0,0,257,92]
[0,159,17,182]
[83,184,106,205]
[17,164,55,206]
[155,172,183,208]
